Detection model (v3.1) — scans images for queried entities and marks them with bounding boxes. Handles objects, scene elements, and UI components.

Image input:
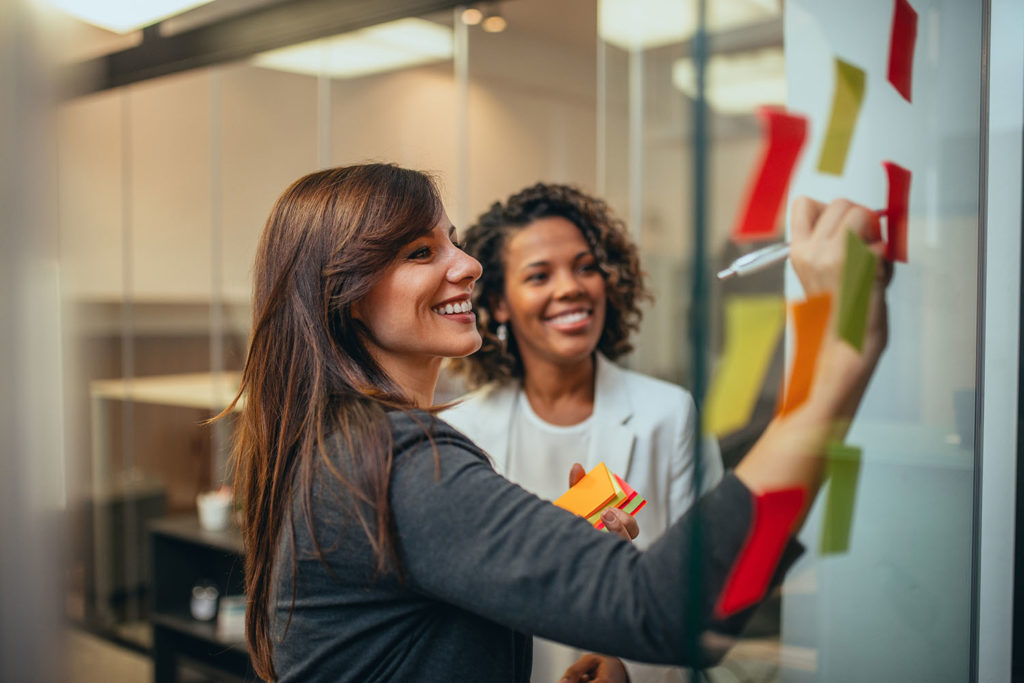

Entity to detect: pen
[717,243,791,280]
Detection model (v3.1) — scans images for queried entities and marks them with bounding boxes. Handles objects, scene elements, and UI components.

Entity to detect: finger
[568,462,586,489]
[841,205,883,242]
[601,508,639,541]
[560,654,601,683]
[789,196,826,244]
[813,198,856,241]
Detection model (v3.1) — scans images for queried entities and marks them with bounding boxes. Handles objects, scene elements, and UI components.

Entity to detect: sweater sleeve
[388,413,796,667]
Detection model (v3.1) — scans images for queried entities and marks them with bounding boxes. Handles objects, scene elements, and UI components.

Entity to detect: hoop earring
[496,323,508,353]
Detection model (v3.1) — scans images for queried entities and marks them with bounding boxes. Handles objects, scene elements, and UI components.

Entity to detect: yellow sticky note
[704,296,785,437]
[817,58,866,176]
[554,462,616,519]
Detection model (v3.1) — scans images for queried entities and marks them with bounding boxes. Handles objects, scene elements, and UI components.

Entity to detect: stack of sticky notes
[553,462,646,531]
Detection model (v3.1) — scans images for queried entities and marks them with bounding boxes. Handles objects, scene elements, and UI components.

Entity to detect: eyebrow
[521,251,592,270]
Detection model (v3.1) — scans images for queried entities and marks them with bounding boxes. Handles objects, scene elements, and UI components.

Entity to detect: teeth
[433,300,472,315]
[549,310,589,325]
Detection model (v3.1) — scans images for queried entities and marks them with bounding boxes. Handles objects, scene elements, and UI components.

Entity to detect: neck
[373,355,441,408]
[520,353,596,425]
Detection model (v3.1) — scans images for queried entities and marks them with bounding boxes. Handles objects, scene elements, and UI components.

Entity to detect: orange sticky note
[554,462,617,519]
[731,107,809,243]
[780,293,832,415]
[715,487,806,618]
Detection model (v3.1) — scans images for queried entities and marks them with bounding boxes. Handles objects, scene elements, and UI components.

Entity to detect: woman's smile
[543,307,593,332]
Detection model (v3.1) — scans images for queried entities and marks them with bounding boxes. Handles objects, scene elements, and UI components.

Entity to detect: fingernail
[601,509,615,524]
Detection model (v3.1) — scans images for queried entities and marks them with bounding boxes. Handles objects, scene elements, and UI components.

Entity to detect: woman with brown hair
[227,162,890,682]
[442,183,724,683]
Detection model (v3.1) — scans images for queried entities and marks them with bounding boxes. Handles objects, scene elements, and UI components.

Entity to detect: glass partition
[52,0,992,680]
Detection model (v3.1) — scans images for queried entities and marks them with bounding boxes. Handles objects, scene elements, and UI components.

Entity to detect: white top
[506,391,593,503]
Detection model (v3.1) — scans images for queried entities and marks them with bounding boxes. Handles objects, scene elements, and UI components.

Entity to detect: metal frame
[59,0,466,97]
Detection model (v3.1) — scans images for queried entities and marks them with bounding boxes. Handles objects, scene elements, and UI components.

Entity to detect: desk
[149,515,252,683]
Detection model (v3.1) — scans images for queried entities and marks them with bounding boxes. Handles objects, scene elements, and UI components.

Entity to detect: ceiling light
[253,18,453,79]
[461,7,483,26]
[672,48,786,114]
[481,13,506,33]
[598,0,778,51]
[47,0,216,34]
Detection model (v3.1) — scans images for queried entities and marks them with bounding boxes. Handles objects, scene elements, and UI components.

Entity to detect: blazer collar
[587,354,636,477]
[485,354,637,478]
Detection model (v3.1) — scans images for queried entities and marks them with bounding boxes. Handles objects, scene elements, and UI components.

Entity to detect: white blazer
[443,353,724,547]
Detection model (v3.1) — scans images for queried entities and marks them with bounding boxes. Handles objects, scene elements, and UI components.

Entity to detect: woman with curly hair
[444,183,725,683]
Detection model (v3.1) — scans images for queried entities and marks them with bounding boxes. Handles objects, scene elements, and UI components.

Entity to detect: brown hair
[449,182,650,388]
[222,164,443,680]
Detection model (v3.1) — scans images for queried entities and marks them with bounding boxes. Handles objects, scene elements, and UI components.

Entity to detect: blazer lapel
[587,354,636,478]
[470,382,519,475]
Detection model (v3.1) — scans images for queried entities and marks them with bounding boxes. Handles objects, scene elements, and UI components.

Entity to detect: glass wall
[51,0,991,680]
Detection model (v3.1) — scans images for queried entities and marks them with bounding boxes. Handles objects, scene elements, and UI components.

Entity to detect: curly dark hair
[449,182,651,389]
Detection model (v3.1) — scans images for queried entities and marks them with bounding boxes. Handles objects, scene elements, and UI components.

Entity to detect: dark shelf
[151,609,247,653]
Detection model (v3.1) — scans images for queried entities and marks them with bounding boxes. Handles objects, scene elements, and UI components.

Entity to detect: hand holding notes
[561,462,642,542]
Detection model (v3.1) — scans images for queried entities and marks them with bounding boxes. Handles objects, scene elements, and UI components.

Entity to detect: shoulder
[387,409,494,469]
[442,381,517,424]
[596,356,695,419]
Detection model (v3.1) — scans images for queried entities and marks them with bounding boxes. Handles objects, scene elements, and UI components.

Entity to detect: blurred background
[2,0,1021,681]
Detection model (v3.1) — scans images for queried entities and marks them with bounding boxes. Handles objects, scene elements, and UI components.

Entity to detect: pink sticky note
[715,487,806,618]
[732,107,809,243]
[887,0,918,102]
[883,161,911,262]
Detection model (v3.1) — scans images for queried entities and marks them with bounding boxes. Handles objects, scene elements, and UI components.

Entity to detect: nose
[448,246,482,285]
[553,269,585,300]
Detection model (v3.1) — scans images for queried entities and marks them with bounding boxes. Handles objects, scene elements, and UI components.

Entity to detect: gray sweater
[271,411,795,682]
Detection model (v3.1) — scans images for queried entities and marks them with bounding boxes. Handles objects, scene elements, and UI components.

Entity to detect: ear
[490,294,510,324]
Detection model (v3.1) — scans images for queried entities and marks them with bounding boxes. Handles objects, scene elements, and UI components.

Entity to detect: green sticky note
[837,230,878,351]
[820,442,862,555]
[817,58,866,176]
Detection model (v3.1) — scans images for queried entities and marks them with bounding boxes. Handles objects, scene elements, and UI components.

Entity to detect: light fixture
[253,18,454,79]
[481,4,506,33]
[461,7,483,26]
[672,47,786,114]
[47,0,216,34]
[481,13,506,33]
[598,0,779,51]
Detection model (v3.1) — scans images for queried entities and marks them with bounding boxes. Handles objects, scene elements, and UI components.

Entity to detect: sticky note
[837,230,878,351]
[715,487,806,618]
[817,59,866,176]
[780,293,832,416]
[732,107,809,243]
[887,0,918,102]
[883,161,911,262]
[613,474,646,516]
[820,443,863,555]
[704,296,786,437]
[554,462,617,519]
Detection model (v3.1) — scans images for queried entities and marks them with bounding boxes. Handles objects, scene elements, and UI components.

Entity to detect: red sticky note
[732,107,809,243]
[883,161,911,262]
[780,293,832,416]
[887,0,918,102]
[715,487,806,617]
